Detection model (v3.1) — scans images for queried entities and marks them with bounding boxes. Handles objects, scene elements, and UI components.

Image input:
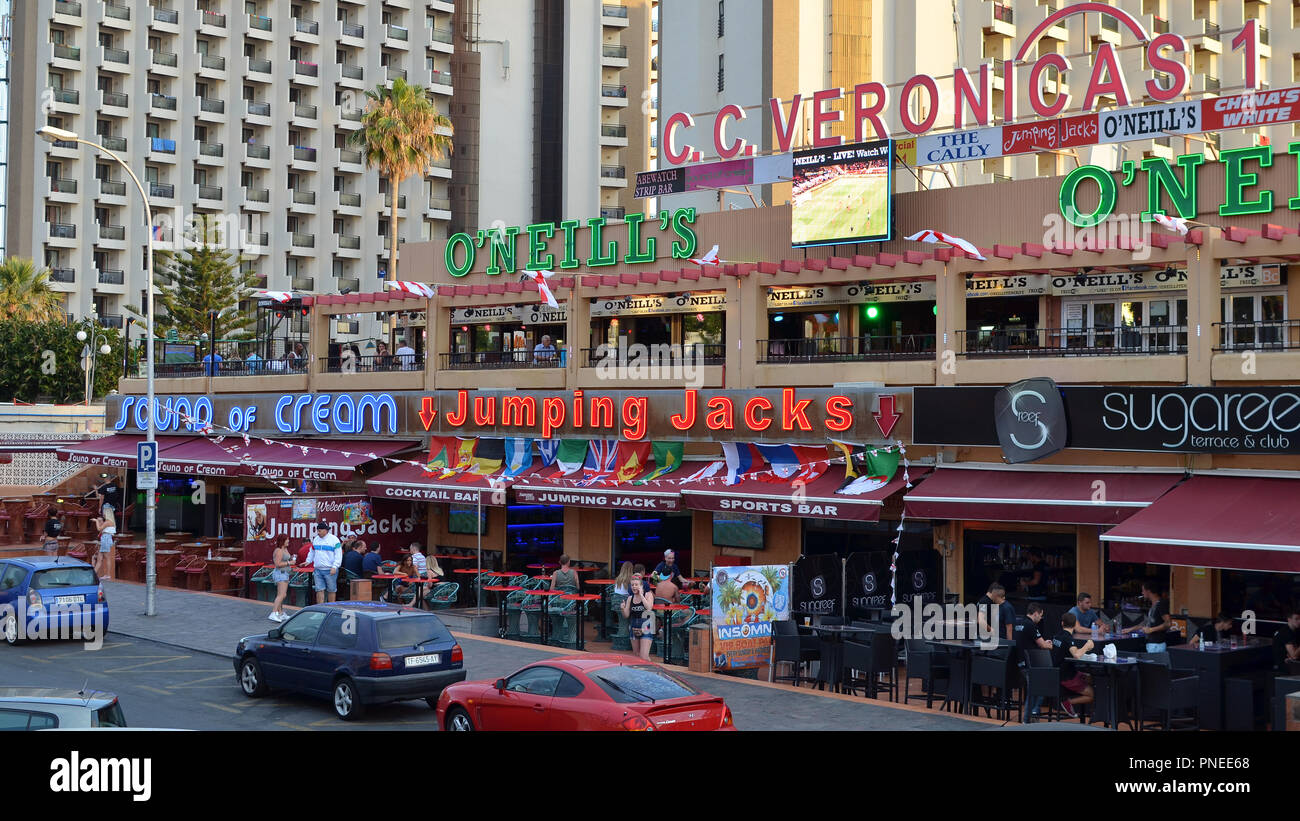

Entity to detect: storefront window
[765,309,841,357]
[966,297,1038,351]
[505,505,564,571]
[1221,291,1287,348]
[963,529,1075,607]
[1102,548,1170,619]
[613,511,692,576]
[858,302,936,355]
[1062,297,1187,352]
[682,312,724,347]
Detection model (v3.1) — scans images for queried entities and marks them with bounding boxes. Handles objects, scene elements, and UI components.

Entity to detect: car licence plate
[55,595,84,605]
[404,654,440,667]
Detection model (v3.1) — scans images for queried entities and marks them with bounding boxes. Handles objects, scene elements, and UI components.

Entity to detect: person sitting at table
[652,549,682,585]
[612,561,633,595]
[976,583,1015,642]
[1016,603,1053,716]
[1273,607,1300,672]
[361,544,383,578]
[549,554,580,594]
[1191,611,1237,648]
[1052,612,1096,718]
[1068,592,1108,637]
[1136,581,1172,653]
[654,572,681,604]
[342,540,367,578]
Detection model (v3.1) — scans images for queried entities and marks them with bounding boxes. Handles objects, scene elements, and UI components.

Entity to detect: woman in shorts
[620,568,656,661]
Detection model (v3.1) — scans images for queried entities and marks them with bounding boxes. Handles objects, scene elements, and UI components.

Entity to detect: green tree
[150,243,259,341]
[348,77,453,282]
[0,257,63,322]
[0,320,123,403]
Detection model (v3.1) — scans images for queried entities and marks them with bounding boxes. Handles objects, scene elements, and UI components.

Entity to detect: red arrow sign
[418,396,437,431]
[872,395,901,439]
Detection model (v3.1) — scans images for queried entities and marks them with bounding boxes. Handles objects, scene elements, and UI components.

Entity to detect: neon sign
[112,393,398,435]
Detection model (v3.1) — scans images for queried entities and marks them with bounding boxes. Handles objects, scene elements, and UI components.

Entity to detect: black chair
[842,634,899,702]
[970,646,1019,720]
[904,639,950,709]
[1020,648,1065,723]
[772,620,819,688]
[932,643,972,714]
[1137,661,1200,730]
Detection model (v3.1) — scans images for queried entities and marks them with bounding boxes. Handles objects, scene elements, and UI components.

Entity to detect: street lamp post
[39,125,161,617]
[75,315,113,406]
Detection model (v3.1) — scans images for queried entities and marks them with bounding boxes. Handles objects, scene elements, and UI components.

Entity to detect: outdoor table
[561,594,601,651]
[806,624,873,692]
[452,567,481,605]
[527,563,556,571]
[1062,655,1141,729]
[406,577,435,609]
[533,574,553,581]
[653,603,693,665]
[205,556,235,593]
[371,573,407,602]
[527,589,565,645]
[585,578,618,640]
[574,566,599,573]
[232,561,263,598]
[484,585,523,638]
[56,536,72,557]
[154,550,183,587]
[218,547,244,561]
[164,532,192,539]
[1168,639,1273,730]
[179,542,208,558]
[1077,631,1147,653]
[928,639,1013,712]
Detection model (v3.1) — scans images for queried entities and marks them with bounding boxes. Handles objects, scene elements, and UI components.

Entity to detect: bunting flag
[635,442,685,484]
[385,280,437,298]
[576,440,619,486]
[831,440,897,496]
[680,460,724,482]
[722,442,767,485]
[426,435,467,478]
[522,269,560,309]
[904,229,987,260]
[549,439,588,477]
[756,444,830,483]
[600,441,653,484]
[457,436,505,481]
[538,438,560,467]
[1152,213,1190,235]
[254,290,295,303]
[501,437,534,478]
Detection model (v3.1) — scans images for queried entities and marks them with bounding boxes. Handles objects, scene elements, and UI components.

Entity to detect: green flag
[636,442,684,483]
[551,439,588,477]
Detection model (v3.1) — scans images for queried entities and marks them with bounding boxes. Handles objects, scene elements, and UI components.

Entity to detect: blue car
[0,557,109,646]
[234,602,466,720]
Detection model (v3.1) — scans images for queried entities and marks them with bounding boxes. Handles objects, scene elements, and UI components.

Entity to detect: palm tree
[759,566,784,597]
[0,257,63,322]
[348,77,453,283]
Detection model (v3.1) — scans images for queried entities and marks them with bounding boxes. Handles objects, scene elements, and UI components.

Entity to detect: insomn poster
[710,564,791,670]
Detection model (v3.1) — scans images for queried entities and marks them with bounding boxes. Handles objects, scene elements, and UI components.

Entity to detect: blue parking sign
[137,441,158,489]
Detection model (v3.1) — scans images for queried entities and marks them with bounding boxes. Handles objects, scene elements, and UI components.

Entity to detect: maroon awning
[510,470,683,512]
[903,468,1181,525]
[55,434,186,469]
[366,461,539,505]
[681,467,925,522]
[1101,476,1300,573]
[222,438,417,482]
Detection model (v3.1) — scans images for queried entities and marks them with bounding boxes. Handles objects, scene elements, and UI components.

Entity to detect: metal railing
[292,190,316,205]
[323,353,424,373]
[199,141,224,157]
[200,97,225,113]
[246,100,270,116]
[341,23,364,38]
[201,54,226,71]
[340,63,363,80]
[294,103,318,119]
[338,192,362,207]
[246,143,270,159]
[49,268,76,283]
[1203,21,1220,39]
[584,344,724,367]
[291,233,315,248]
[430,26,453,44]
[291,276,315,291]
[338,234,361,249]
[1100,14,1119,32]
[1259,26,1269,46]
[387,24,409,40]
[293,146,317,162]
[151,94,177,110]
[104,2,130,19]
[150,182,175,197]
[428,198,450,212]
[1152,16,1168,34]
[151,49,178,67]
[387,66,408,81]
[201,10,226,27]
[1213,320,1300,351]
[338,277,361,293]
[248,231,269,246]
[98,315,124,329]
[100,135,127,151]
[99,179,126,196]
[53,88,79,104]
[339,148,362,164]
[53,44,81,60]
[49,177,77,194]
[603,44,628,58]
[295,18,320,35]
[441,351,565,370]
[957,326,1189,356]
[341,109,362,122]
[198,185,223,200]
[601,84,627,98]
[601,124,627,138]
[49,223,77,239]
[382,193,407,209]
[54,0,81,15]
[97,269,125,285]
[245,188,269,202]
[991,2,1014,24]
[600,206,625,220]
[602,4,629,18]
[757,336,935,363]
[152,7,178,24]
[600,165,626,178]
[248,57,272,74]
[97,224,125,240]
[249,14,272,31]
[294,61,319,77]
[99,91,128,112]
[430,68,452,85]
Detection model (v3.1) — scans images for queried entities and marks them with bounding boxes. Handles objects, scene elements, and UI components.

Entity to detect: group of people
[615,549,705,661]
[41,480,119,581]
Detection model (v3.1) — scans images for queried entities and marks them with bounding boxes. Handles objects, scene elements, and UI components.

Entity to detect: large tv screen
[712,512,764,550]
[791,139,893,247]
[448,504,487,535]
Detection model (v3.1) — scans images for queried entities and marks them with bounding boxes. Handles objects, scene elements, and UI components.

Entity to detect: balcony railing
[600,165,626,178]
[294,103,318,119]
[99,179,126,196]
[430,26,453,44]
[246,143,270,159]
[97,269,125,284]
[441,351,565,370]
[387,67,408,81]
[341,109,362,122]
[49,268,76,283]
[601,124,627,138]
[49,223,77,239]
[49,177,78,194]
[339,148,362,164]
[151,49,178,67]
[600,206,625,220]
[603,4,629,17]
[101,135,127,151]
[338,192,362,207]
[1259,26,1269,46]
[383,193,407,209]
[601,84,628,98]
[150,182,175,198]
[324,353,423,373]
[53,44,81,60]
[248,57,271,74]
[198,185,223,200]
[757,336,935,363]
[246,100,271,116]
[1152,16,1169,34]
[584,344,724,368]
[98,91,128,111]
[338,234,361,249]
[248,231,269,246]
[152,7,178,24]
[340,63,363,80]
[98,315,124,329]
[201,10,226,27]
[341,23,364,38]
[294,61,319,77]
[1100,14,1119,33]
[291,233,315,248]
[430,68,452,85]
[1213,320,1300,351]
[97,224,125,240]
[200,97,225,113]
[54,0,82,15]
[53,88,79,104]
[387,24,409,41]
[992,2,1013,24]
[1203,21,1220,39]
[292,190,316,205]
[295,18,320,35]
[957,326,1189,356]
[293,146,317,162]
[428,198,450,211]
[150,137,176,153]
[602,44,628,58]
[1205,76,1220,92]
[338,277,360,293]
[199,141,224,157]
[201,54,226,71]
[245,188,269,202]
[151,94,177,110]
[249,14,272,31]
[104,2,130,19]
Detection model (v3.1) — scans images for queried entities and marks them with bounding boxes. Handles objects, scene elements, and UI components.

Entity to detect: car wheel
[238,656,268,697]
[445,706,474,731]
[333,677,365,721]
[1,613,19,646]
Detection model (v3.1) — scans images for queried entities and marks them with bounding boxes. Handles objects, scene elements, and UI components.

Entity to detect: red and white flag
[904,229,986,261]
[385,280,437,298]
[523,269,559,309]
[254,290,295,303]
[1152,214,1190,236]
[689,244,722,266]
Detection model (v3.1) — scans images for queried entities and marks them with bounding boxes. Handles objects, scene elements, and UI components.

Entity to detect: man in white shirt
[307,522,343,603]
[395,340,417,370]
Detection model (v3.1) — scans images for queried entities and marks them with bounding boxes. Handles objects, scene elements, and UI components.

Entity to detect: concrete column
[935,261,969,386]
[431,294,451,389]
[307,306,330,393]
[565,277,591,385]
[727,272,765,389]
[1185,228,1224,386]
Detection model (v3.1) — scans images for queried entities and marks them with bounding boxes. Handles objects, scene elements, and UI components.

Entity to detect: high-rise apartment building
[660,0,1300,210]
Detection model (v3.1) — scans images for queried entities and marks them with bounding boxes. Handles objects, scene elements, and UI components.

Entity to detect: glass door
[1231,295,1257,349]
[1120,301,1143,350]
[1260,294,1285,347]
[1148,299,1171,351]
[1092,302,1116,350]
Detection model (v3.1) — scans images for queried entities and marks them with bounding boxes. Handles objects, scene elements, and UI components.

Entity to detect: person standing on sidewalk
[308,522,342,604]
[269,535,295,622]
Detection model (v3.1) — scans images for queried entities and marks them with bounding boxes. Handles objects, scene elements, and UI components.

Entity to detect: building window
[717,0,724,37]
[717,54,724,92]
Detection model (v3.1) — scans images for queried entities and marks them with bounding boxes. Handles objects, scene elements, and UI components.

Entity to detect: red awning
[903,468,1181,525]
[680,467,926,522]
[56,434,185,469]
[219,438,416,482]
[510,468,683,512]
[366,461,539,505]
[1101,476,1300,573]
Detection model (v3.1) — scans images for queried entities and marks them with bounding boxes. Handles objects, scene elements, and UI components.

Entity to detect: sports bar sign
[644,8,1283,191]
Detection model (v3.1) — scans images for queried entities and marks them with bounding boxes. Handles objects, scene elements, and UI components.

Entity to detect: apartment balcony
[243,187,270,212]
[338,148,363,173]
[1191,74,1220,95]
[50,87,81,115]
[292,17,321,45]
[429,68,453,95]
[385,25,410,50]
[52,0,82,24]
[47,176,78,204]
[244,142,271,168]
[149,48,180,77]
[386,0,411,7]
[337,191,363,214]
[335,234,362,258]
[46,136,81,160]
[246,56,272,83]
[197,96,227,123]
[981,2,1014,38]
[247,14,273,39]
[383,193,408,213]
[290,103,319,128]
[150,94,179,120]
[601,4,630,26]
[198,53,227,79]
[429,26,454,53]
[600,206,625,221]
[339,22,365,46]
[289,189,318,214]
[97,178,128,205]
[49,267,76,285]
[601,43,629,68]
[47,222,78,248]
[100,2,132,29]
[290,146,319,171]
[51,43,81,71]
[599,165,627,187]
[426,156,452,179]
[149,182,176,201]
[245,98,272,126]
[600,123,628,147]
[196,141,224,166]
[291,60,321,87]
[197,184,223,205]
[245,232,269,254]
[600,84,629,107]
[96,225,127,251]
[97,269,126,287]
[339,63,364,90]
[337,277,362,295]
[199,9,228,36]
[386,66,408,82]
[289,235,316,257]
[290,275,315,291]
[150,5,180,32]
[1192,19,1223,53]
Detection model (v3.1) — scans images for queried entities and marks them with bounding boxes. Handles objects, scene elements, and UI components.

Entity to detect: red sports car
[436,654,735,731]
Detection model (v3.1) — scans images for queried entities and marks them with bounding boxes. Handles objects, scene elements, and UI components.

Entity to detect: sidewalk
[100,579,998,731]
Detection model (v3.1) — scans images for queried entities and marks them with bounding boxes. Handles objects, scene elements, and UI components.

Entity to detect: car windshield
[93,700,126,728]
[591,665,699,703]
[31,567,98,589]
[376,615,452,649]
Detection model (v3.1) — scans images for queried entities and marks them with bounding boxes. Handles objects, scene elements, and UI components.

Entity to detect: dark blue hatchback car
[234,602,466,720]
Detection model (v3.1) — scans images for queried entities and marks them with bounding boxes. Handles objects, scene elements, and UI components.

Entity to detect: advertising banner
[590,291,726,317]
[242,493,425,563]
[791,553,841,617]
[767,281,936,308]
[791,139,893,247]
[710,564,791,670]
[633,167,686,198]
